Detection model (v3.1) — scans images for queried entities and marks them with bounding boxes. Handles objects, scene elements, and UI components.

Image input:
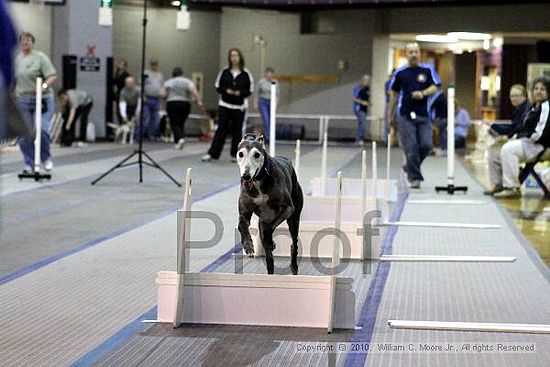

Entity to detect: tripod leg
[142,151,181,187]
[91,150,138,185]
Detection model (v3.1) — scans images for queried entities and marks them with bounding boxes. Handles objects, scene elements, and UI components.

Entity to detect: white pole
[294,139,301,180]
[269,82,277,157]
[174,167,193,327]
[327,170,342,333]
[385,138,391,200]
[447,87,455,186]
[321,131,328,196]
[361,150,367,214]
[34,77,43,173]
[372,141,378,205]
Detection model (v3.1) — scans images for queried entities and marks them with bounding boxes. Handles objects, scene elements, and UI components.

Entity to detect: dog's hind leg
[259,221,275,274]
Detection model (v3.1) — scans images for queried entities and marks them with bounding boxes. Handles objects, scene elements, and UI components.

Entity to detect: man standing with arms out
[388,42,439,188]
[144,60,164,140]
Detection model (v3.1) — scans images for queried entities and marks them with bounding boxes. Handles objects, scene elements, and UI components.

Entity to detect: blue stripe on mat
[344,189,409,367]
[0,182,237,286]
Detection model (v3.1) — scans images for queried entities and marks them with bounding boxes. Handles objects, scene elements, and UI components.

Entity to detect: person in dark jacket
[490,84,530,138]
[486,76,550,198]
[202,48,253,162]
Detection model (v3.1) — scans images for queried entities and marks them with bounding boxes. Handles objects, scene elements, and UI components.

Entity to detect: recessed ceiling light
[416,34,458,43]
[447,32,491,41]
[171,0,182,6]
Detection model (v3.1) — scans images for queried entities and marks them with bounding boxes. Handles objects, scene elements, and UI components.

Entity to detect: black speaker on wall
[536,41,550,63]
[62,55,78,90]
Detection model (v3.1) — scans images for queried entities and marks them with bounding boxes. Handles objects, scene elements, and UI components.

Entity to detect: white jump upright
[328,171,343,333]
[372,141,378,209]
[269,82,277,157]
[361,150,368,215]
[33,77,43,173]
[294,139,301,180]
[385,138,391,200]
[320,131,328,195]
[435,86,467,194]
[156,168,356,332]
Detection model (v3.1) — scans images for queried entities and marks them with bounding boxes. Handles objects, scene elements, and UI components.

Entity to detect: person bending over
[57,89,93,147]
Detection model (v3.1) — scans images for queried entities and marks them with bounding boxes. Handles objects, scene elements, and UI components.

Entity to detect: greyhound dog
[237,134,303,275]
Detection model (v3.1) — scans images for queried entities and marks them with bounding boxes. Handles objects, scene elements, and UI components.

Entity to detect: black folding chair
[519,148,550,198]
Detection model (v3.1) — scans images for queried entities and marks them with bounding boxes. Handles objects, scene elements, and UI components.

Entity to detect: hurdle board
[154,168,356,332]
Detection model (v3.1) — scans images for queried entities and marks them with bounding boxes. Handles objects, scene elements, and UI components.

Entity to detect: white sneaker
[44,159,54,171]
[175,138,185,150]
[201,154,212,162]
[76,141,88,148]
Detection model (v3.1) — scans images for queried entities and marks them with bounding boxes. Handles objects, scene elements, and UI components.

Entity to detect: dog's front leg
[238,204,254,256]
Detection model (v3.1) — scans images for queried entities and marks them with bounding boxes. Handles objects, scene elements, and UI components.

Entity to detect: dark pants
[60,102,93,146]
[167,101,191,143]
[208,106,245,159]
[397,114,432,181]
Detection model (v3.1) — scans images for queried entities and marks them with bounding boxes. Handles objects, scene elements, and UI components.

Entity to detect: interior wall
[113,5,222,112]
[8,2,52,56]
[219,7,382,115]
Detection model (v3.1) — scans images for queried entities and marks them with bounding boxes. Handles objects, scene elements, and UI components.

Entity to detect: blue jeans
[396,114,432,181]
[258,97,271,141]
[144,96,160,138]
[17,96,54,167]
[354,109,368,142]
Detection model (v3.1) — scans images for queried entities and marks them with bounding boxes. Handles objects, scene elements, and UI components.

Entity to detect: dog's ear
[256,135,265,148]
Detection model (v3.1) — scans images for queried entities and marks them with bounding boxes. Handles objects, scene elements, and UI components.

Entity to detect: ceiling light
[447,32,491,41]
[493,37,504,48]
[416,34,458,43]
[171,0,181,6]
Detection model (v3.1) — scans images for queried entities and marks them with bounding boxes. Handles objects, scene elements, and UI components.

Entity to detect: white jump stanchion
[173,167,193,328]
[18,77,52,181]
[385,138,391,201]
[388,320,550,334]
[33,77,42,173]
[321,131,328,196]
[294,139,301,180]
[361,150,367,215]
[372,141,378,210]
[380,255,516,262]
[328,171,343,334]
[435,86,467,194]
[382,221,501,229]
[269,82,277,157]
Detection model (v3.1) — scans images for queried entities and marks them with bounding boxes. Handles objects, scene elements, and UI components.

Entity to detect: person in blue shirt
[388,43,440,188]
[489,84,530,138]
[352,74,371,146]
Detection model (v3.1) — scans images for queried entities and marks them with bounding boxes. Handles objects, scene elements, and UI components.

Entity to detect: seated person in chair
[485,77,550,198]
[489,84,530,139]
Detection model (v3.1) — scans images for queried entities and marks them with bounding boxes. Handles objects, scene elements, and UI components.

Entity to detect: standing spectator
[202,48,253,162]
[387,42,439,188]
[15,32,57,173]
[143,59,164,140]
[113,59,130,124]
[352,74,371,146]
[485,77,550,198]
[256,67,278,143]
[118,76,141,142]
[57,89,93,147]
[490,84,530,138]
[161,67,203,150]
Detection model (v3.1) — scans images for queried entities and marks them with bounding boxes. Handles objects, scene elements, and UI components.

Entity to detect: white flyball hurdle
[155,168,356,332]
[310,135,398,202]
[249,169,381,260]
[269,82,277,157]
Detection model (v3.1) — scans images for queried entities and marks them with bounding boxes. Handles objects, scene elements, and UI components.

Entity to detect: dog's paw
[242,241,255,257]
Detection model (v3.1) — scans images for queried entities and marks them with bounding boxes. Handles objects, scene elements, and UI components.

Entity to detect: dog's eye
[254,152,260,159]
[238,152,244,158]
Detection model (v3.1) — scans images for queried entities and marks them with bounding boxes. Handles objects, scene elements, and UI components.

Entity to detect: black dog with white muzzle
[237,134,303,275]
